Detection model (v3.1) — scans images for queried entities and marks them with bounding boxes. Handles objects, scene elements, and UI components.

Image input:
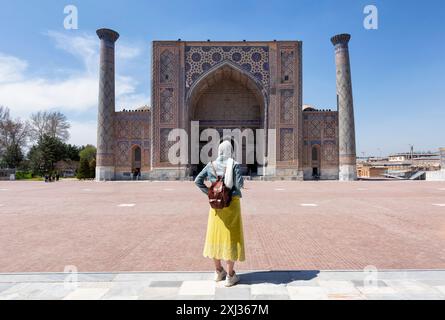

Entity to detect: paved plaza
[0,270,445,300]
[0,180,445,273]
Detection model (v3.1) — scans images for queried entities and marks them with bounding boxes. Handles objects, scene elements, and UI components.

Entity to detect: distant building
[302,105,339,180]
[426,148,445,181]
[0,169,15,181]
[356,164,387,178]
[358,148,443,180]
[55,160,79,178]
[388,152,438,162]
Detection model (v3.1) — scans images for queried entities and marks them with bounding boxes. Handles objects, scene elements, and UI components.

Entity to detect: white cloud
[46,31,144,73]
[116,45,142,60]
[0,75,98,117]
[0,31,150,145]
[69,120,98,146]
[0,53,28,83]
[46,30,98,73]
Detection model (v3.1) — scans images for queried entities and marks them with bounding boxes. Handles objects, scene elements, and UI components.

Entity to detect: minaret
[96,28,119,181]
[331,33,357,181]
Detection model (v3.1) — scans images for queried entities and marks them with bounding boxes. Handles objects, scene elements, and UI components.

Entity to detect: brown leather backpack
[208,162,232,209]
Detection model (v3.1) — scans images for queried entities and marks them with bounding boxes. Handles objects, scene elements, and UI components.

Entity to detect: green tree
[2,144,24,168]
[77,158,90,180]
[89,159,96,179]
[78,145,96,179]
[79,145,96,163]
[64,144,81,161]
[27,146,45,176]
[27,135,66,176]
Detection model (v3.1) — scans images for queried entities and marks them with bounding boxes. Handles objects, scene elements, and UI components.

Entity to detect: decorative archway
[311,145,321,177]
[131,145,142,171]
[186,61,268,116]
[186,62,269,176]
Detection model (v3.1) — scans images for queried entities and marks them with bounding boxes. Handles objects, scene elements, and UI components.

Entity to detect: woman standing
[194,140,246,287]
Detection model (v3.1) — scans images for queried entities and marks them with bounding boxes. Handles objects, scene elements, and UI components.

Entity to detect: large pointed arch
[186,60,269,122]
[185,60,270,175]
[185,61,269,160]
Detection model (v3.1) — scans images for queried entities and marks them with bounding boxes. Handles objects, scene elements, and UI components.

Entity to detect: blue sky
[0,0,444,156]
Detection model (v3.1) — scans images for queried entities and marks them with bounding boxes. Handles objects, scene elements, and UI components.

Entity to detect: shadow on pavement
[238,270,320,285]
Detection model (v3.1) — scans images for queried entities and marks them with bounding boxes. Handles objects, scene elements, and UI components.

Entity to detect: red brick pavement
[0,180,444,272]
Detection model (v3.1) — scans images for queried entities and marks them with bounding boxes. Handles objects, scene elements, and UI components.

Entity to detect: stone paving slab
[0,270,444,300]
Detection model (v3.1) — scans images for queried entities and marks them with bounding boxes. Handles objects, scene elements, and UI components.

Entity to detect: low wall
[426,170,445,181]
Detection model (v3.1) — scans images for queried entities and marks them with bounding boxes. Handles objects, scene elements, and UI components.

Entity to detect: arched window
[132,145,142,170]
[312,145,319,161]
[134,146,141,162]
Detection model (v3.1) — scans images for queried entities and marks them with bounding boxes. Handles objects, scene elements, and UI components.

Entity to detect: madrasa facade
[95,28,357,181]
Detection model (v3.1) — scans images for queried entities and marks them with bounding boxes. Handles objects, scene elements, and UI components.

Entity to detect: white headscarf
[216,140,235,189]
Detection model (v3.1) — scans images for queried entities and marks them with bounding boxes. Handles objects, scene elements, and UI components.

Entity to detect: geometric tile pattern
[114,112,151,170]
[185,46,270,90]
[159,128,176,163]
[94,33,324,178]
[160,88,174,124]
[160,50,176,84]
[280,89,294,124]
[324,115,337,139]
[308,114,323,138]
[97,33,118,167]
[302,112,339,166]
[151,40,305,174]
[116,119,131,139]
[323,140,338,163]
[334,41,356,163]
[131,121,143,139]
[280,128,294,161]
[280,49,294,83]
[152,42,180,169]
[116,141,130,166]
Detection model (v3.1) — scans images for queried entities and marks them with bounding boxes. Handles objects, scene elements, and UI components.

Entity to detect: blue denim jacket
[194,161,244,198]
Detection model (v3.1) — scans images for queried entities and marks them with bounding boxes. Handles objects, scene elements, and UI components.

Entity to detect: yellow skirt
[203,196,246,262]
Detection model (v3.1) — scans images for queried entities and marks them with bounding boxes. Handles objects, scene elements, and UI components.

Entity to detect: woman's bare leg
[213,259,223,272]
[227,260,235,276]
